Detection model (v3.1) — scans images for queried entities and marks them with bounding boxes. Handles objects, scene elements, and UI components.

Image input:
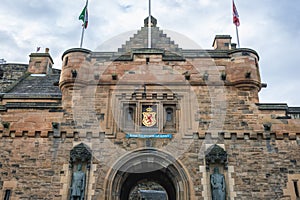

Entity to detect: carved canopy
[70,143,92,164]
[205,144,228,170]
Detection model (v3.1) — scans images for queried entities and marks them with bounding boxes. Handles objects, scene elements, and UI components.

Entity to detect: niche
[69,143,92,200]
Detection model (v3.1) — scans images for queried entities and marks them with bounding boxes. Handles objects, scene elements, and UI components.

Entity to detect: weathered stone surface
[0,19,300,200]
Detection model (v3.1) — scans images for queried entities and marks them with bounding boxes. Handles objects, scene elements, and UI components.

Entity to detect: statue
[210,167,226,200]
[70,164,86,200]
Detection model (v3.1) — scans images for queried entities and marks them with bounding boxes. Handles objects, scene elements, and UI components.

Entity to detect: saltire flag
[79,1,88,29]
[232,0,240,27]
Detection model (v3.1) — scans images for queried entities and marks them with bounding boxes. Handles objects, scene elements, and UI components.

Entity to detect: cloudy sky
[0,0,299,106]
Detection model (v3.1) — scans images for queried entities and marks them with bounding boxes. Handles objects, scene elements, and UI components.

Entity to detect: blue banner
[126,134,173,139]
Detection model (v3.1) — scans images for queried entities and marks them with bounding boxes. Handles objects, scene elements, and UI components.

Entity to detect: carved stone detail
[70,143,92,168]
[205,144,228,170]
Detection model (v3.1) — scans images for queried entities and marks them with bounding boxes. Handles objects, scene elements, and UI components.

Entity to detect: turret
[227,49,262,102]
[211,35,262,102]
[59,48,91,110]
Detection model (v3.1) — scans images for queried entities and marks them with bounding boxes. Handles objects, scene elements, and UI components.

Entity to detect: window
[35,61,41,68]
[166,108,173,122]
[293,180,300,198]
[4,190,11,200]
[126,107,134,121]
[123,104,136,130]
[0,69,3,79]
[163,105,176,132]
[64,56,69,66]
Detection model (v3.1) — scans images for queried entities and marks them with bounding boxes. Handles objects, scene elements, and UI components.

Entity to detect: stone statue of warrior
[210,167,226,200]
[70,164,86,200]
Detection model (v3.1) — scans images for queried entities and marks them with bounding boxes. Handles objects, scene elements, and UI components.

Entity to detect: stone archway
[104,149,192,200]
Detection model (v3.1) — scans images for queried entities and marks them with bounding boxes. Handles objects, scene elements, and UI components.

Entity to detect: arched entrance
[104,149,192,200]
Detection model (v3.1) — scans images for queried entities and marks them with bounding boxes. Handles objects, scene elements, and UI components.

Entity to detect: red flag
[233,0,240,26]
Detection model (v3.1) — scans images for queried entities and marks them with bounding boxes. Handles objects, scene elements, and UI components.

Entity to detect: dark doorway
[121,169,175,200]
[129,181,167,200]
[104,149,191,200]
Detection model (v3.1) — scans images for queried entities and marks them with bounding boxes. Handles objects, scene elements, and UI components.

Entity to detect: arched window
[166,108,173,122]
[124,104,136,130]
[126,107,134,121]
[164,106,176,132]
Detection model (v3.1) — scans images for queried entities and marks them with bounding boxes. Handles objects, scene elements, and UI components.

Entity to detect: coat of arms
[142,107,157,127]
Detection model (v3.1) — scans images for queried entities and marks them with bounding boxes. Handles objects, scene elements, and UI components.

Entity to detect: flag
[232,0,240,27]
[36,47,41,52]
[79,2,88,29]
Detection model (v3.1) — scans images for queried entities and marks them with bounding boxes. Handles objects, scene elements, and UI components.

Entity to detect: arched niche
[204,144,229,200]
[69,143,92,200]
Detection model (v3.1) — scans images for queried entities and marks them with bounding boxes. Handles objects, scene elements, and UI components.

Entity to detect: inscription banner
[125,134,173,139]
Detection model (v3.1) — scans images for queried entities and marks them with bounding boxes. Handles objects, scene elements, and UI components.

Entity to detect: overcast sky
[0,0,299,106]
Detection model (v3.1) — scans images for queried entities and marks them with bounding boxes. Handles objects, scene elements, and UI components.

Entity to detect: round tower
[59,48,91,111]
[227,49,262,102]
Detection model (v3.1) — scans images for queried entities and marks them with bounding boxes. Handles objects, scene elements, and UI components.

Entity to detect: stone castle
[0,16,300,199]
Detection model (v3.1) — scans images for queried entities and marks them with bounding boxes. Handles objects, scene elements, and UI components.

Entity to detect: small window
[163,105,176,132]
[124,104,136,130]
[65,57,69,66]
[35,61,41,68]
[4,189,11,200]
[146,57,150,64]
[0,69,3,79]
[166,108,173,122]
[293,180,300,198]
[126,107,134,121]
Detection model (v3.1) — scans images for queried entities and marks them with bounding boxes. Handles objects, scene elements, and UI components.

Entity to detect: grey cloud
[0,0,299,106]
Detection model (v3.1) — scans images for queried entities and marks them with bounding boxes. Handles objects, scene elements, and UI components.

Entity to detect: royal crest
[142,107,157,127]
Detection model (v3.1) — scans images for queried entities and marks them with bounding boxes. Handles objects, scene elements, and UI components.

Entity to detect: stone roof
[3,72,61,99]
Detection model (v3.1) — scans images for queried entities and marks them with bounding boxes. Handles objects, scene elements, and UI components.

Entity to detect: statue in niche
[210,167,226,200]
[70,164,86,200]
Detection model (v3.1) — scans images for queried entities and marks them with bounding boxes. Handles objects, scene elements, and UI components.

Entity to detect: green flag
[79,5,88,28]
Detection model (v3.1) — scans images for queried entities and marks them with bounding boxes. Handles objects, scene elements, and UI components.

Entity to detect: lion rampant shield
[142,107,157,127]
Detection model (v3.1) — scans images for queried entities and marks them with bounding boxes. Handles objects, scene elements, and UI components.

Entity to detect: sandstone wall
[0,135,300,199]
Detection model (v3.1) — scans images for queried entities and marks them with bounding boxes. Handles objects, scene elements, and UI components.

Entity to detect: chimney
[28,48,54,74]
[212,35,232,50]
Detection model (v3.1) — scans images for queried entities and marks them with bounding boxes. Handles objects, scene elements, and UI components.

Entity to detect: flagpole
[79,0,88,48]
[148,0,151,48]
[80,26,85,48]
[232,0,240,48]
[235,25,240,48]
